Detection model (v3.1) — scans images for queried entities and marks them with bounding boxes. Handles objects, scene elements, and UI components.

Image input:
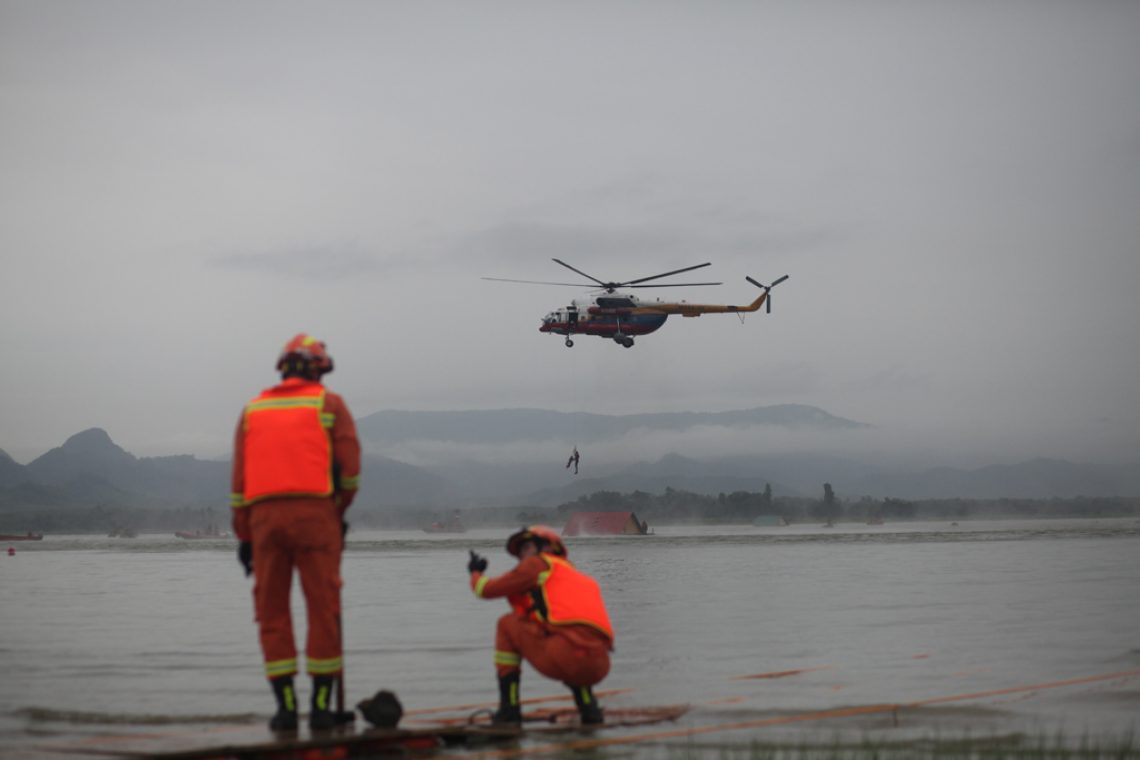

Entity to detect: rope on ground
[401,687,633,718]
[465,667,1140,759]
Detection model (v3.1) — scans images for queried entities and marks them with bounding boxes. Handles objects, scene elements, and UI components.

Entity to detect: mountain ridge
[355,403,868,447]
[2,410,1138,514]
[0,427,457,510]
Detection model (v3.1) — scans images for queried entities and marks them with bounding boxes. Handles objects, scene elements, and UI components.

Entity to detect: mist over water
[373,423,1140,472]
[2,519,1138,757]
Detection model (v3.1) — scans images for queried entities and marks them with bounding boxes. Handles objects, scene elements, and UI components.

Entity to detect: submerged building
[562,511,650,537]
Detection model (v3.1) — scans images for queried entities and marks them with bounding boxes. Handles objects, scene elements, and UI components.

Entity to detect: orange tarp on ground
[562,511,648,537]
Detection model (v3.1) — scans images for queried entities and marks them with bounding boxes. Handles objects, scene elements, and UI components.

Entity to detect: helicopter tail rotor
[746,274,789,314]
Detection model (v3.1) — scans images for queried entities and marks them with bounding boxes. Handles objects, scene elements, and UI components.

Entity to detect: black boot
[268,677,298,733]
[492,671,522,725]
[309,674,337,732]
[569,684,604,725]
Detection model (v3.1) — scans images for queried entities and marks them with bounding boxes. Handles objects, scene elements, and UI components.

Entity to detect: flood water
[2,518,1139,757]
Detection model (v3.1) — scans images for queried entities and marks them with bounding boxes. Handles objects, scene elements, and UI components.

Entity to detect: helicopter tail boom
[631,274,788,317]
[633,293,765,317]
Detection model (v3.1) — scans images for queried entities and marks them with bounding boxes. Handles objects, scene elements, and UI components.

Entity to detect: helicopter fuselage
[540,293,668,347]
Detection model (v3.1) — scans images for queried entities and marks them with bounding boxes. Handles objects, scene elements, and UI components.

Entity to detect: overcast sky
[2,1,1138,467]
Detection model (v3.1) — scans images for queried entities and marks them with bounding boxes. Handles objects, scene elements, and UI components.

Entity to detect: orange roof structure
[562,511,649,537]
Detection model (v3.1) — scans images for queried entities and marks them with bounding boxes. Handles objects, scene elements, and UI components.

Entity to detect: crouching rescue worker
[231,334,361,733]
[467,526,614,726]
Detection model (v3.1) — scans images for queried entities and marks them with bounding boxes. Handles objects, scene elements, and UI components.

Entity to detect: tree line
[4,486,1139,535]
[553,485,1140,524]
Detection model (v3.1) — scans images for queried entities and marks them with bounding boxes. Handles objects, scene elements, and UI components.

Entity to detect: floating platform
[35,704,690,759]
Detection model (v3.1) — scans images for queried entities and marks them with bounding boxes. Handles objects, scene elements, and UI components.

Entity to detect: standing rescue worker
[467,526,613,725]
[231,334,361,733]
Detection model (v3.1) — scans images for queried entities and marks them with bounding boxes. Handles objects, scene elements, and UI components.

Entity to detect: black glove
[341,520,349,538]
[238,541,253,577]
[468,550,487,574]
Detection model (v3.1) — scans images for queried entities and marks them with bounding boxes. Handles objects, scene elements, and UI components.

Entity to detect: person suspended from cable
[566,446,580,475]
[466,526,614,726]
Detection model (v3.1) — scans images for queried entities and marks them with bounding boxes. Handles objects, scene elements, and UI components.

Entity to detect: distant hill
[1,429,227,510]
[852,458,1140,500]
[25,428,139,486]
[0,449,26,488]
[3,413,1138,516]
[357,453,458,507]
[0,428,457,512]
[355,404,868,447]
[522,453,802,506]
[522,453,1140,506]
[522,451,871,506]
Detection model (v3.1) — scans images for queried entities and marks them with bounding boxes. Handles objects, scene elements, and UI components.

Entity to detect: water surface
[2,518,1138,756]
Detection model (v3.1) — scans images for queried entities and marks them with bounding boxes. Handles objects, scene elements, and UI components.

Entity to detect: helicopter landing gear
[565,337,574,348]
[613,334,634,348]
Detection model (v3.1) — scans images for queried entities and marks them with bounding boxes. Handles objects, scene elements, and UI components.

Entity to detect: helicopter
[484,259,789,348]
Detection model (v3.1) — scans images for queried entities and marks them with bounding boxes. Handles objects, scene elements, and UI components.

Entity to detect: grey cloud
[465,219,847,277]
[461,170,854,273]
[466,222,694,262]
[209,245,391,281]
[844,366,934,395]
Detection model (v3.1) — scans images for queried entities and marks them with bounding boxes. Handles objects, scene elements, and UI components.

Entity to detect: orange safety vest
[242,381,334,505]
[511,554,614,641]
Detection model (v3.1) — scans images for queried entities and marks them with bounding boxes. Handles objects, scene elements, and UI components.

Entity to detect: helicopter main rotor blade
[627,281,723,288]
[481,277,597,287]
[746,274,790,290]
[624,262,713,286]
[551,259,608,288]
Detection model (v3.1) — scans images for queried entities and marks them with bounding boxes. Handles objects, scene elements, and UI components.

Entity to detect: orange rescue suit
[231,378,361,681]
[472,552,613,688]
